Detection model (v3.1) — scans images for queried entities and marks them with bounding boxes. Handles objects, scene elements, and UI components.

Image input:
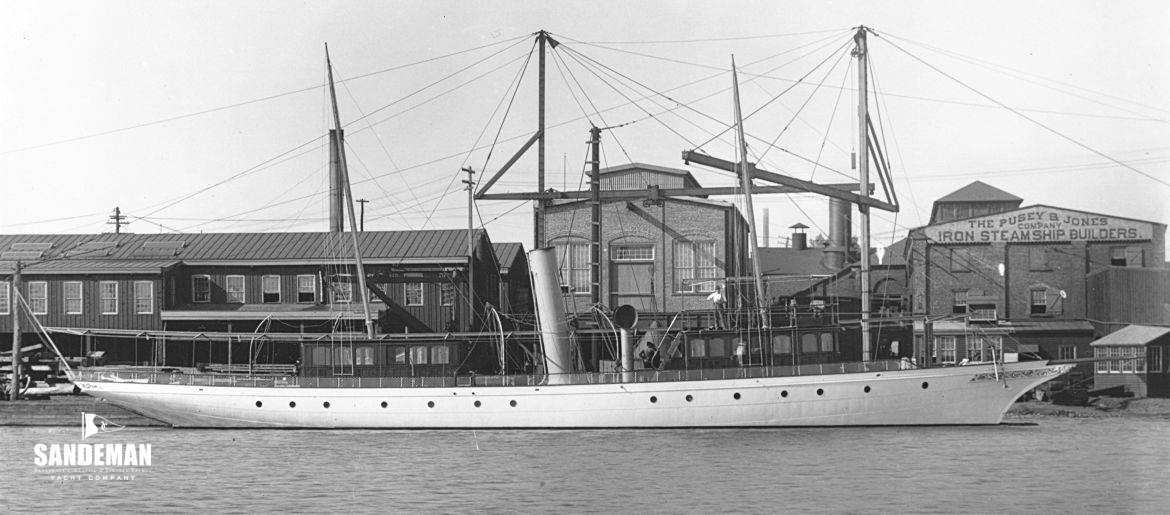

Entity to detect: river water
[2,417,1168,514]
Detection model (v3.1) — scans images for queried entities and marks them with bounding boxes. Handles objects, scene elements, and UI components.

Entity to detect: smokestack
[329,129,345,232]
[790,222,808,251]
[528,248,574,384]
[826,198,852,270]
[762,208,770,248]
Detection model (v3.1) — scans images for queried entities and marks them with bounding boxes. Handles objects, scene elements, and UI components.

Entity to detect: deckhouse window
[410,346,429,365]
[552,240,590,294]
[262,275,280,303]
[772,334,792,355]
[100,281,118,315]
[29,281,48,315]
[431,346,450,365]
[966,336,1001,362]
[355,346,375,366]
[64,281,83,315]
[134,281,154,314]
[297,275,316,303]
[192,275,211,303]
[226,275,245,304]
[688,337,706,358]
[673,240,719,293]
[0,282,10,315]
[404,282,424,306]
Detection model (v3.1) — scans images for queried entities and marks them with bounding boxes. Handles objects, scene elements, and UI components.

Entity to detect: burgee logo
[82,412,125,440]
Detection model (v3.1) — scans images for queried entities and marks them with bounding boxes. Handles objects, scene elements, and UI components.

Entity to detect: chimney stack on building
[789,222,809,251]
[762,208,770,248]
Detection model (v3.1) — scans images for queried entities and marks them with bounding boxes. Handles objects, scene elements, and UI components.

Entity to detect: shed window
[262,275,280,303]
[440,282,455,307]
[65,281,83,315]
[1110,246,1143,267]
[192,275,211,303]
[966,336,1001,362]
[226,275,245,304]
[935,336,956,364]
[100,281,118,315]
[552,240,590,294]
[28,281,47,315]
[612,245,654,261]
[297,275,316,303]
[1030,290,1047,315]
[0,281,9,315]
[405,282,424,306]
[330,276,353,304]
[1150,347,1163,373]
[431,346,450,365]
[1058,345,1077,361]
[673,240,719,292]
[134,281,154,314]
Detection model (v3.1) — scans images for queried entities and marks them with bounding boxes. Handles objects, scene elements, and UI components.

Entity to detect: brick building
[541,163,750,320]
[891,181,1167,378]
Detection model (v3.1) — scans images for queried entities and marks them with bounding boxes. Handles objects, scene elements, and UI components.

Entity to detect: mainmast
[731,57,768,328]
[854,27,873,361]
[325,44,376,339]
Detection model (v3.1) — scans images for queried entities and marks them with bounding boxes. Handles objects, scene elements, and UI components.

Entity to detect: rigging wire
[873,32,1170,189]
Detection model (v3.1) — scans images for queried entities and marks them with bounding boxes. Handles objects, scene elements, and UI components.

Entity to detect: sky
[2,0,1168,258]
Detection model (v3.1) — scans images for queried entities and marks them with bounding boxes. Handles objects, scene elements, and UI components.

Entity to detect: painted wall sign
[924,206,1153,244]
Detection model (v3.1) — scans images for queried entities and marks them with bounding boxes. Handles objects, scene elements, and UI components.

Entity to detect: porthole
[781,390,788,398]
[733,392,741,400]
[509,400,517,407]
[323,401,331,409]
[816,388,824,396]
[650,396,658,404]
[922,382,929,390]
[474,400,482,408]
[380,401,388,408]
[864,386,871,393]
[685,395,693,402]
[255,401,263,408]
[289,401,296,408]
[427,401,435,408]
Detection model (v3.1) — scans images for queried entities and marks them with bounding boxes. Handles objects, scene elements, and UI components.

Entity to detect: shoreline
[1005,398,1170,419]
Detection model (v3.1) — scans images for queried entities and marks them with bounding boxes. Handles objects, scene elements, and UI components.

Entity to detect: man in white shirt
[706,285,727,329]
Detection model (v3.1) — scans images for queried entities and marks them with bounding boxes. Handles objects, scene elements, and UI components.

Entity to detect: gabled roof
[492,242,525,273]
[598,162,703,188]
[934,181,1022,203]
[0,230,489,272]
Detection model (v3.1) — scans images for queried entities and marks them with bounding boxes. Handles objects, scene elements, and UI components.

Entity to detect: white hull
[74,361,1071,428]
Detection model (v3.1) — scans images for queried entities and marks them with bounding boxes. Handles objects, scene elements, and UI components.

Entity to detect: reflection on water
[2,417,1168,514]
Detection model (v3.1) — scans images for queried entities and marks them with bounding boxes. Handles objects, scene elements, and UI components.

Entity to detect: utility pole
[356,199,369,232]
[107,207,128,234]
[9,261,22,401]
[462,167,477,329]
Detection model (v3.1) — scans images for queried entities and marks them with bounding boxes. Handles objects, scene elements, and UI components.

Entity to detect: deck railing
[71,359,916,389]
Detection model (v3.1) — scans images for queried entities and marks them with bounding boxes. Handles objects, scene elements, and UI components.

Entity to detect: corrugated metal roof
[493,242,525,269]
[0,230,487,272]
[1091,324,1170,346]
